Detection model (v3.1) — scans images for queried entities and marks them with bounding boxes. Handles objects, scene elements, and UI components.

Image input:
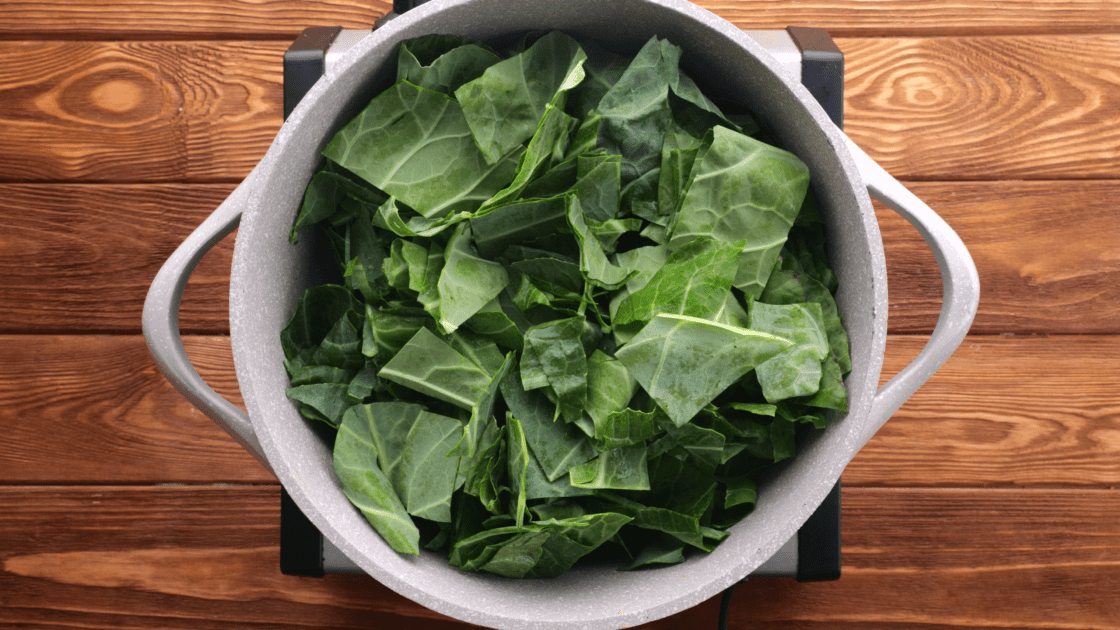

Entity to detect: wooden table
[2,1,1119,628]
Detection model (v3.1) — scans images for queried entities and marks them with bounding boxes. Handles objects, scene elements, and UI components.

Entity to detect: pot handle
[142,167,273,473]
[845,137,981,447]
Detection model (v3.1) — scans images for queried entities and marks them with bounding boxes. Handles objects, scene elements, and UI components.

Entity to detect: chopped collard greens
[283,30,851,578]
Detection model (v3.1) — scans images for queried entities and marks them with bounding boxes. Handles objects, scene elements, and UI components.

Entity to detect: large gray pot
[144,1,980,627]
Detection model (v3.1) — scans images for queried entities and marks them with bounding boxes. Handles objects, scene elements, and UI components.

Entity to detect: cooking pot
[143,1,980,627]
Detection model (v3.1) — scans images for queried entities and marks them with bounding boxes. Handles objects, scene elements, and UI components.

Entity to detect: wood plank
[4,178,1117,335]
[2,0,1119,38]
[0,41,283,182]
[1,486,1118,629]
[0,183,236,334]
[3,334,1118,488]
[3,36,1120,183]
[878,180,1120,334]
[0,1,390,40]
[840,35,1120,181]
[0,335,272,483]
[847,334,1120,487]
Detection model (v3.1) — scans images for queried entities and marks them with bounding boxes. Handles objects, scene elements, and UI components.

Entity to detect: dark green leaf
[322,80,521,218]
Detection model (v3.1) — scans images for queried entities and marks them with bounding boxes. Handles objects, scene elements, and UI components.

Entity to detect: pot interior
[230,1,887,628]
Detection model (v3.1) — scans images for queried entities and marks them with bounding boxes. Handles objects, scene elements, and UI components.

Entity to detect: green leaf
[397,34,502,96]
[280,285,363,362]
[569,444,650,491]
[566,195,635,290]
[593,36,681,183]
[520,316,589,424]
[333,405,421,555]
[749,302,830,402]
[584,350,638,428]
[285,383,353,428]
[615,314,793,426]
[289,167,389,243]
[396,410,464,522]
[373,196,471,239]
[592,408,660,451]
[619,535,687,570]
[437,223,510,334]
[501,363,597,482]
[612,236,743,330]
[378,327,495,410]
[454,351,514,459]
[455,31,587,164]
[469,195,571,259]
[478,104,578,211]
[669,126,810,298]
[572,152,621,221]
[322,80,521,218]
[506,413,530,528]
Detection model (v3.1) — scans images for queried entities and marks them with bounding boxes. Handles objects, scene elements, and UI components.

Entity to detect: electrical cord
[718,582,740,630]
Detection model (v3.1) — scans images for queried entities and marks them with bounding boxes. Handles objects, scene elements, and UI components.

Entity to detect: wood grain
[878,180,1120,334]
[847,334,1120,487]
[0,0,390,40]
[2,36,1119,183]
[2,0,1120,38]
[0,41,283,182]
[0,335,272,484]
[2,486,1118,629]
[840,35,1120,181]
[3,333,1117,488]
[0,183,236,334]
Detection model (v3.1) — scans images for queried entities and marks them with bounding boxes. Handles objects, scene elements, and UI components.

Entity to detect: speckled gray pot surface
[146,1,979,628]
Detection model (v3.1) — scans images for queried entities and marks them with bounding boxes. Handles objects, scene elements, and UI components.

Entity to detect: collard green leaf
[285,383,352,428]
[520,316,589,424]
[364,306,435,363]
[724,476,758,509]
[592,408,660,451]
[280,285,363,362]
[290,167,389,243]
[379,327,495,410]
[342,205,390,303]
[470,195,570,259]
[343,402,424,483]
[572,152,621,222]
[749,302,830,402]
[463,296,526,352]
[478,103,578,211]
[506,413,530,528]
[510,256,584,298]
[566,196,635,290]
[569,443,650,491]
[437,223,510,334]
[566,41,629,119]
[501,363,596,482]
[322,80,520,218]
[454,351,514,459]
[620,535,687,571]
[612,236,743,330]
[333,405,421,555]
[397,34,502,96]
[373,196,471,239]
[657,131,703,219]
[455,31,587,164]
[396,410,464,522]
[584,350,638,427]
[669,125,810,298]
[756,344,824,402]
[593,36,680,183]
[615,314,793,426]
